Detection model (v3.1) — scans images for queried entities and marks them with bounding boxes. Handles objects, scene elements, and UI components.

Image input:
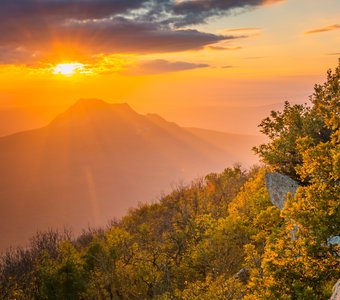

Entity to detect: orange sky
[0,0,339,135]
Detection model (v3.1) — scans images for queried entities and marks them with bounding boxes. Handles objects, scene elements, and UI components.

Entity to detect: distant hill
[160,103,286,135]
[185,127,266,167]
[0,99,263,250]
[0,107,56,137]
[0,103,285,138]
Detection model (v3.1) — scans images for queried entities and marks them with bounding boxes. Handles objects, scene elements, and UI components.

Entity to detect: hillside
[0,63,339,299]
[0,99,263,250]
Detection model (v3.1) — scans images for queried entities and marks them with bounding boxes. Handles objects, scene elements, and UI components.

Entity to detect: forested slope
[0,61,338,300]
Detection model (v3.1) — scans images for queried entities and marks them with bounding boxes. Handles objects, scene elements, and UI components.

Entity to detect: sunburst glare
[53,62,87,76]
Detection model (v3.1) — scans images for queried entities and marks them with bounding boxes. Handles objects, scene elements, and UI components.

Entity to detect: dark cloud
[304,24,340,34]
[122,59,209,75]
[61,19,229,54]
[0,0,282,64]
[172,0,283,26]
[0,18,229,64]
[0,0,144,21]
[0,46,37,64]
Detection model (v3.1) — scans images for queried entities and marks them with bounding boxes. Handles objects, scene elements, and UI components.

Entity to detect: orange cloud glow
[304,24,340,34]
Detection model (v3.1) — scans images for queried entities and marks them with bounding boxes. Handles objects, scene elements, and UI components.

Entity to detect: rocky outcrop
[330,279,340,300]
[265,172,339,245]
[265,172,299,210]
[327,236,340,246]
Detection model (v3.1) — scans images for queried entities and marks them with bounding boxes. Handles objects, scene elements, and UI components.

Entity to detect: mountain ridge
[0,99,263,250]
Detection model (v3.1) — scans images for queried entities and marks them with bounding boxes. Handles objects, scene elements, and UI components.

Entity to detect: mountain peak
[70,98,111,110]
[110,102,135,114]
[50,99,138,127]
[70,99,134,113]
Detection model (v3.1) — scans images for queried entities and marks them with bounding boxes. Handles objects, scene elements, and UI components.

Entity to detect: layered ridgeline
[0,99,263,250]
[0,62,338,299]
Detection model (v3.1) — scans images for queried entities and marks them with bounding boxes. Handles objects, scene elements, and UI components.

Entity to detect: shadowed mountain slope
[0,99,262,249]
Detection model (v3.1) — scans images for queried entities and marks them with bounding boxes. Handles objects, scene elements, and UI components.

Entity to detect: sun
[53,63,85,76]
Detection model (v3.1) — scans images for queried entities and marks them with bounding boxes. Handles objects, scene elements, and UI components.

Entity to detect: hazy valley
[0,99,264,250]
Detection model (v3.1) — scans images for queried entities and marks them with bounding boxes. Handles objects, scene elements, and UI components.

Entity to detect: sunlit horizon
[0,0,338,136]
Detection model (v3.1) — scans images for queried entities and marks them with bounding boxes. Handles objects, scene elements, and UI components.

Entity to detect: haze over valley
[0,99,264,249]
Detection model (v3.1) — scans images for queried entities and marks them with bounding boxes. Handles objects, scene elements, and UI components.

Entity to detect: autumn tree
[249,60,340,299]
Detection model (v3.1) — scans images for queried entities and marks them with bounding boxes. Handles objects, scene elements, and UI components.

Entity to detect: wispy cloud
[220,27,261,37]
[121,59,209,76]
[243,56,265,59]
[304,24,340,34]
[208,46,242,51]
[222,27,260,33]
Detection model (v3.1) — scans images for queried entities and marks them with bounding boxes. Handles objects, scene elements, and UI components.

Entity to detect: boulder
[330,279,340,300]
[265,172,299,210]
[327,236,340,246]
[265,172,339,245]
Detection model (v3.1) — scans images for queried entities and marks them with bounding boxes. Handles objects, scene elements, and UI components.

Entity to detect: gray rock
[265,172,340,298]
[330,279,340,300]
[265,172,339,245]
[327,236,340,246]
[265,172,299,210]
